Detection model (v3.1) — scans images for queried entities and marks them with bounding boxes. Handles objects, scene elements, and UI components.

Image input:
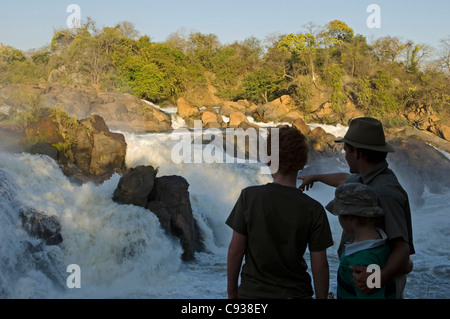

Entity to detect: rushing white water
[0,115,449,299]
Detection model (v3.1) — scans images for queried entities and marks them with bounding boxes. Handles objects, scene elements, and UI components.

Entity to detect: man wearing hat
[299,117,415,298]
[326,183,396,299]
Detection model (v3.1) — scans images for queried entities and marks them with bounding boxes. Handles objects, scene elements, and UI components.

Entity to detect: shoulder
[240,184,268,197]
[300,192,326,211]
[370,168,407,197]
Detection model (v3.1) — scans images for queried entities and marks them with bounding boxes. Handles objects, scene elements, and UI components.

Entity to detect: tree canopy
[0,18,448,124]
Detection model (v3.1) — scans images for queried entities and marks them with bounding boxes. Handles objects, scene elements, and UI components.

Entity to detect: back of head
[326,183,384,218]
[335,117,395,155]
[267,125,308,175]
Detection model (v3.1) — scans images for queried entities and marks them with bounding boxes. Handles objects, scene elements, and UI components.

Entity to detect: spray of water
[0,120,449,298]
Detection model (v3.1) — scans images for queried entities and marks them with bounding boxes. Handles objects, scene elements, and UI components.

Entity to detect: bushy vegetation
[1,18,449,124]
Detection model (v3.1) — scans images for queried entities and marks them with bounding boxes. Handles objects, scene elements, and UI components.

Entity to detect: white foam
[1,119,449,298]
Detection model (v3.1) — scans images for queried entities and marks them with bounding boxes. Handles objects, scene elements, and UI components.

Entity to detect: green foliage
[326,64,346,112]
[0,44,26,62]
[353,70,401,120]
[0,18,448,130]
[113,40,189,102]
[242,67,285,104]
[278,33,317,80]
[290,76,313,112]
[209,39,263,100]
[320,20,354,47]
[0,44,38,84]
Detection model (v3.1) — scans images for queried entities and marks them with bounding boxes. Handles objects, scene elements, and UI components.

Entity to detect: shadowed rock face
[112,165,157,207]
[387,136,450,206]
[19,208,63,246]
[24,110,127,184]
[147,175,204,261]
[112,166,204,261]
[0,83,172,133]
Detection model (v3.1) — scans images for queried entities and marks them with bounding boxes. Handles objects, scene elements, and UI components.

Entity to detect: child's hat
[325,183,384,217]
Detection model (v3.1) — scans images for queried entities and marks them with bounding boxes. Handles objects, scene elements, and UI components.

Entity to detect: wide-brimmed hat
[335,117,395,152]
[326,183,384,218]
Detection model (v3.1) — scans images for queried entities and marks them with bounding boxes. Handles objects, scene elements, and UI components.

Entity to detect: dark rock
[112,167,204,261]
[29,143,59,161]
[147,175,204,261]
[388,136,450,206]
[19,208,63,245]
[112,165,157,207]
[305,126,344,163]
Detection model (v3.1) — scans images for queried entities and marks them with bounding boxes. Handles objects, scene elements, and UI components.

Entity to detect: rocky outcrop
[147,175,203,261]
[387,135,450,206]
[177,97,200,119]
[228,111,252,128]
[112,166,204,261]
[293,118,450,206]
[253,95,301,122]
[292,117,344,161]
[0,83,172,133]
[112,166,157,207]
[25,109,127,184]
[404,105,450,142]
[19,208,63,246]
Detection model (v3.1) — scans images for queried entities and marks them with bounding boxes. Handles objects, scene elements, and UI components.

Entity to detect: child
[326,183,397,299]
[226,126,334,299]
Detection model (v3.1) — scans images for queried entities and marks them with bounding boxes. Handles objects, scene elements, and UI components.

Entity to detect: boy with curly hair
[226,126,334,299]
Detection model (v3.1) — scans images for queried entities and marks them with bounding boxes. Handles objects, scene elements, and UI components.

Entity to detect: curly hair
[267,125,309,175]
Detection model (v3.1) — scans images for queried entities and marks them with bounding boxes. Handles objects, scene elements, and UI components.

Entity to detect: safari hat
[335,117,395,152]
[325,183,384,218]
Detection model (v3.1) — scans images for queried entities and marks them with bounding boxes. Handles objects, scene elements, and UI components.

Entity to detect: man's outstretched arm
[298,173,348,191]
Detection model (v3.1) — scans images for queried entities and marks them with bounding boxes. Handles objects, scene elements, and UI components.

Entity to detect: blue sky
[0,0,449,52]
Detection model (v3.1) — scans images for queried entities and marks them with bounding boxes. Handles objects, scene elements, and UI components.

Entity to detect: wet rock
[147,175,204,261]
[112,166,204,261]
[112,165,157,207]
[19,208,63,246]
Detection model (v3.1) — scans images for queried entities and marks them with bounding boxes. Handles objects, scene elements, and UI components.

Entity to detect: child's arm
[227,231,247,299]
[310,250,330,299]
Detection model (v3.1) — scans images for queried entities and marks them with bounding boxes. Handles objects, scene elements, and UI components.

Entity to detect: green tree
[188,32,220,68]
[326,64,346,112]
[340,34,373,77]
[403,42,432,74]
[113,38,188,102]
[373,36,406,63]
[0,44,37,84]
[209,39,263,99]
[320,20,354,46]
[242,67,285,104]
[354,70,400,120]
[278,33,317,81]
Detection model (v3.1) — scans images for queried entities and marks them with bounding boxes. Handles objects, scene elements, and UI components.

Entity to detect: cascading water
[0,108,449,299]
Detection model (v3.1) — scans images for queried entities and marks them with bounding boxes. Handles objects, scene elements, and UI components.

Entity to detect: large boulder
[112,166,157,207]
[25,109,127,184]
[19,208,63,246]
[253,95,300,122]
[147,176,204,261]
[112,166,204,261]
[228,111,250,128]
[0,83,172,133]
[387,135,450,206]
[177,97,200,119]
